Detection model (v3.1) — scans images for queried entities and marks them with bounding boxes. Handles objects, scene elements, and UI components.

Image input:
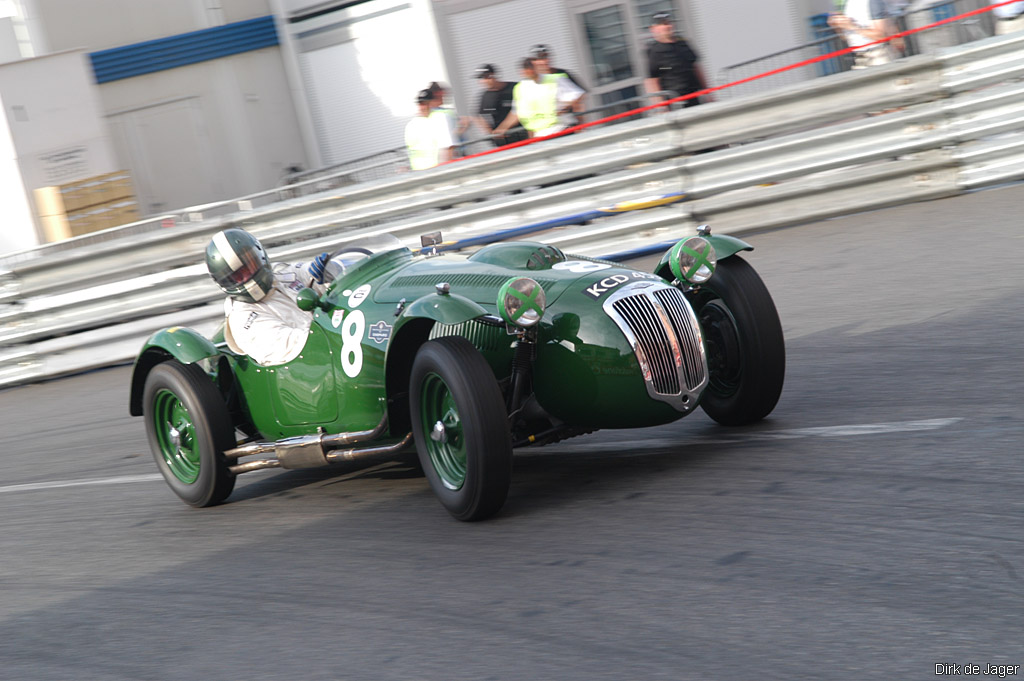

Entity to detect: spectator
[993,1,1024,35]
[529,44,587,120]
[494,57,584,139]
[466,64,527,146]
[427,81,463,156]
[828,0,900,68]
[644,12,711,107]
[405,88,454,170]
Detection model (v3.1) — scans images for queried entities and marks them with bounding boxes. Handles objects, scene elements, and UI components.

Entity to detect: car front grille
[653,288,706,392]
[606,283,707,409]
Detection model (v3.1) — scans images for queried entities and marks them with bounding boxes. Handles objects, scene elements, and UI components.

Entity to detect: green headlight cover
[669,236,717,284]
[497,277,546,327]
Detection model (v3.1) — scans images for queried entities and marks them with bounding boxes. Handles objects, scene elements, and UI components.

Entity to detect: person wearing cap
[494,57,584,139]
[405,88,454,170]
[644,12,711,106]
[427,81,464,156]
[466,64,526,146]
[529,44,587,123]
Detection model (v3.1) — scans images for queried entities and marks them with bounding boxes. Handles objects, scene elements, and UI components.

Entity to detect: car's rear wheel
[410,336,512,521]
[687,255,785,426]
[143,360,236,507]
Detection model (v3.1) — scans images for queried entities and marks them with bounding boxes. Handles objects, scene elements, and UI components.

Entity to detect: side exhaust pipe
[223,413,411,475]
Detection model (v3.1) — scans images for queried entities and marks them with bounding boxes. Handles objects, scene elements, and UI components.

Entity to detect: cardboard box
[66,210,96,237]
[53,170,136,212]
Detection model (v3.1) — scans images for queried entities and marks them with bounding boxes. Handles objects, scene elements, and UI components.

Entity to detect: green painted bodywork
[655,234,753,281]
[139,326,220,364]
[129,327,222,416]
[402,292,489,325]
[132,238,715,439]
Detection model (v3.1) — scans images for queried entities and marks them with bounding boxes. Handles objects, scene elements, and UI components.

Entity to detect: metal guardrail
[2,32,1024,388]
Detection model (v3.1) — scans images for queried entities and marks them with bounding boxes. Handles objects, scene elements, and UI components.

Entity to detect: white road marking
[529,417,965,452]
[0,474,164,494]
[766,418,962,439]
[0,420,962,494]
[0,461,401,496]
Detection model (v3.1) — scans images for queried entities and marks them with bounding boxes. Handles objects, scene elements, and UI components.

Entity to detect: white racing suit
[223,262,325,366]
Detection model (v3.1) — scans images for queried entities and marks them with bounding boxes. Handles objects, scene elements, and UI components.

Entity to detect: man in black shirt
[466,64,527,146]
[644,12,711,108]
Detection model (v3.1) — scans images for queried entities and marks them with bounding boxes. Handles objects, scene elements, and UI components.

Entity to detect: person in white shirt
[405,88,454,170]
[829,0,901,68]
[205,228,335,367]
[993,1,1024,35]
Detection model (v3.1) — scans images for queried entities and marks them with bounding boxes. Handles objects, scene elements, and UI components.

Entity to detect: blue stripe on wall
[89,16,279,84]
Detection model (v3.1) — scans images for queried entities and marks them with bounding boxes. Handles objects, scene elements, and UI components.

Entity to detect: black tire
[142,361,236,507]
[687,255,785,426]
[410,336,512,521]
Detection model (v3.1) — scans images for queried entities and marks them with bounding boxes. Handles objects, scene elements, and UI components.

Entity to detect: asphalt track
[2,185,1023,680]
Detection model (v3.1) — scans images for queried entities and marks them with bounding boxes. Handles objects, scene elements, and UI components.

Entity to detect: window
[581,5,634,86]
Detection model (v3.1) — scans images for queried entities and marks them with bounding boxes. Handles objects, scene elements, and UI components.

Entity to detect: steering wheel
[316,246,373,285]
[328,246,374,260]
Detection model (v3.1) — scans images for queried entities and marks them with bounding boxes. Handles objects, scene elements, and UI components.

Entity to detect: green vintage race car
[129,228,784,520]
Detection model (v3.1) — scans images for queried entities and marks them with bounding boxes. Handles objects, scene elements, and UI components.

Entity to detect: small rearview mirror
[296,287,321,312]
[420,231,442,248]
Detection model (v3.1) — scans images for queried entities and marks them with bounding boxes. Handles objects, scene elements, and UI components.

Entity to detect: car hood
[372,250,664,308]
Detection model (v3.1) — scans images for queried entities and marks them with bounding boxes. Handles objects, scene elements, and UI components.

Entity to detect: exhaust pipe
[227,433,413,475]
[223,413,408,475]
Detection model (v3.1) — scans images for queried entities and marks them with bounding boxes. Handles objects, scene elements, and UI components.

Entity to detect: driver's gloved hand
[308,253,330,284]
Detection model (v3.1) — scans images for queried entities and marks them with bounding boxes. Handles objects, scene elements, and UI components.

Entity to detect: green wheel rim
[420,372,467,490]
[152,388,201,484]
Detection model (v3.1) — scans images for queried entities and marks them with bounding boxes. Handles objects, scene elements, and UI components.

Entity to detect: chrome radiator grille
[612,294,681,395]
[606,283,708,410]
[653,288,706,392]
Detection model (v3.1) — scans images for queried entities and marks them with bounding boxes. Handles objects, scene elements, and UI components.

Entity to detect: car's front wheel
[410,336,512,521]
[687,255,785,426]
[142,360,236,507]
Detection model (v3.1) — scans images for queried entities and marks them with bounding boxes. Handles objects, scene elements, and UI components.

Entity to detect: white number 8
[341,310,365,378]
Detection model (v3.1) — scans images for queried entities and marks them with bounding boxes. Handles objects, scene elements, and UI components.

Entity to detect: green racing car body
[130,229,784,521]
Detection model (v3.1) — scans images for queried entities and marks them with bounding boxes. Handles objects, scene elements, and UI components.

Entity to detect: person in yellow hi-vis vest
[493,57,583,140]
[405,88,454,170]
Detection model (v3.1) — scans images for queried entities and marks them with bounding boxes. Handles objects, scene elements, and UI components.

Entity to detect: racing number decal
[552,260,612,274]
[340,310,365,378]
[334,285,372,377]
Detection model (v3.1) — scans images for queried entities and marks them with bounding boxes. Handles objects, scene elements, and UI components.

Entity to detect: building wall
[274,0,450,166]
[18,0,309,216]
[0,50,120,249]
[21,0,270,52]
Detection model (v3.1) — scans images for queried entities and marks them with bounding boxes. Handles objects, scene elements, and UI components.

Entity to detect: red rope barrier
[448,0,1022,165]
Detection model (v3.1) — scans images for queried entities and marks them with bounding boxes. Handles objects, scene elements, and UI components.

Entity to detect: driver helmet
[205,228,274,303]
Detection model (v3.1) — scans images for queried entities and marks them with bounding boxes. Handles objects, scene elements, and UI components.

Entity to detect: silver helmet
[205,229,274,303]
